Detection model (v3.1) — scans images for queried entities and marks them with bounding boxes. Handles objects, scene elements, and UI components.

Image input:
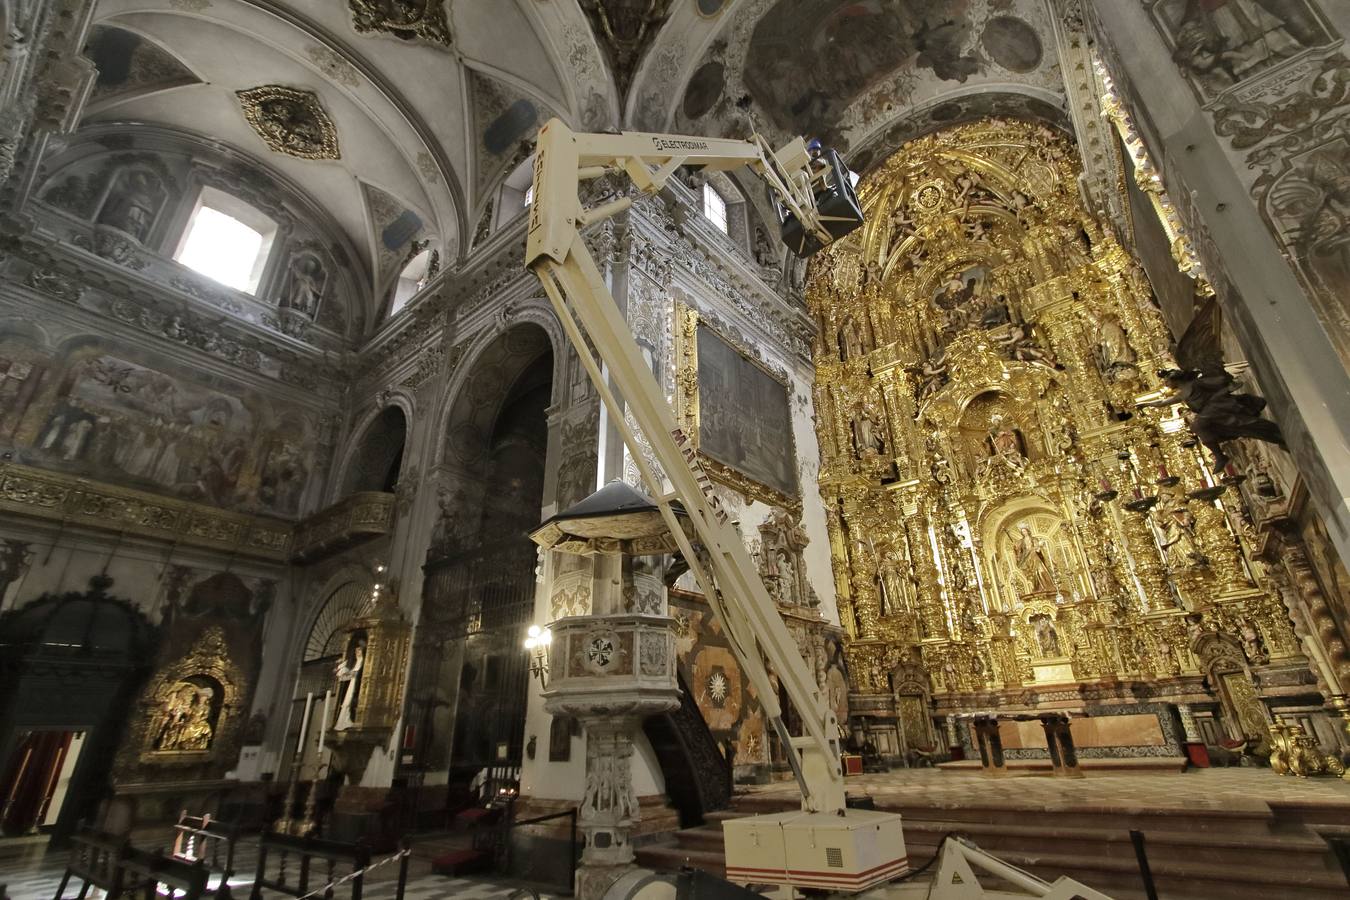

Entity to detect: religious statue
[753,226,781,277]
[988,415,1024,464]
[280,255,324,317]
[1092,559,1125,604]
[1008,524,1057,595]
[334,636,366,731]
[838,314,867,361]
[1140,368,1285,471]
[1096,315,1137,378]
[851,405,885,457]
[1158,496,1206,570]
[97,170,162,243]
[915,352,948,402]
[1136,299,1284,471]
[993,322,1059,369]
[876,549,914,615]
[758,507,816,607]
[1031,613,1061,657]
[979,294,1011,328]
[1158,640,1177,675]
[1239,620,1268,664]
[153,682,217,752]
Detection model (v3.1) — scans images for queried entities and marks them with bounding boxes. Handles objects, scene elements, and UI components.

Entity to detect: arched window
[173,186,277,294]
[702,183,728,233]
[390,247,435,317]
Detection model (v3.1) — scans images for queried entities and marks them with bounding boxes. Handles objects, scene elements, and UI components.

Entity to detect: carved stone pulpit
[530,481,685,899]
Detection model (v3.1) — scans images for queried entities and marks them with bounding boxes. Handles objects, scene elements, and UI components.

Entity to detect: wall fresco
[0,336,319,518]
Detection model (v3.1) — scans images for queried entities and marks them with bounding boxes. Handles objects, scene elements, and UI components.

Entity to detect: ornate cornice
[1,231,348,403]
[0,462,293,562]
[0,463,398,566]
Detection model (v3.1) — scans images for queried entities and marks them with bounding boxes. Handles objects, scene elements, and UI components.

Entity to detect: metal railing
[500,808,579,896]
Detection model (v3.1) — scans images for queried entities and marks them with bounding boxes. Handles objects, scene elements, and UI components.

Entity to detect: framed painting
[674,304,799,508]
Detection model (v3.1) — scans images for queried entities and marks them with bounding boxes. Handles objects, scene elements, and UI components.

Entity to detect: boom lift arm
[525,119,862,816]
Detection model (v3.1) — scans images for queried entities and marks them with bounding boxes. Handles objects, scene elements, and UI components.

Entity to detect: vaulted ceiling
[77,0,1069,316]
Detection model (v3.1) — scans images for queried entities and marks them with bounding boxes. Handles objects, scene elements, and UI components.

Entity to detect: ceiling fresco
[654,0,1066,168]
[64,0,1073,325]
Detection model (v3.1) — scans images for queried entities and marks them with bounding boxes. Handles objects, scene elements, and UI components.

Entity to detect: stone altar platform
[637,768,1350,899]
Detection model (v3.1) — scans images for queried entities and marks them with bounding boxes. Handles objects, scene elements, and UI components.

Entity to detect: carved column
[906,494,948,641]
[1277,539,1350,700]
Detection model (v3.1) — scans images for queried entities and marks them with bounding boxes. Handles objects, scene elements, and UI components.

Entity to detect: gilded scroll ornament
[348,0,452,47]
[237,85,340,161]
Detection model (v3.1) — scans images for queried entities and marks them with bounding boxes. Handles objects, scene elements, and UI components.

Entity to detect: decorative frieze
[0,462,293,562]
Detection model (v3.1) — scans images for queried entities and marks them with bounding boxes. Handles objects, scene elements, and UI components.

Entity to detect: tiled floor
[744,764,1350,812]
[0,836,558,900]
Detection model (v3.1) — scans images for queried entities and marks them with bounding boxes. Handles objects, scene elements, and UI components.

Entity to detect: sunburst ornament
[707,670,729,705]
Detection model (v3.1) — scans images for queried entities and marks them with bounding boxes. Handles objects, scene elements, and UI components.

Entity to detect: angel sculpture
[1136,299,1285,471]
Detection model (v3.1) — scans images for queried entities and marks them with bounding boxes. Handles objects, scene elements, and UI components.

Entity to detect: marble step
[730,792,1290,836]
[639,831,1348,900]
[680,815,1333,872]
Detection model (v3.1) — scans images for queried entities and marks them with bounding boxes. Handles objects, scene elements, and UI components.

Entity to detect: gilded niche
[349,0,453,47]
[138,626,243,763]
[809,118,1303,743]
[237,85,340,161]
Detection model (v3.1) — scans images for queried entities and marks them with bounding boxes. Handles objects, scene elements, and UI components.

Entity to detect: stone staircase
[635,793,1350,899]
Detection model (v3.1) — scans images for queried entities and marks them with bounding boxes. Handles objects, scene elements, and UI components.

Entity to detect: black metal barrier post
[1129,829,1159,900]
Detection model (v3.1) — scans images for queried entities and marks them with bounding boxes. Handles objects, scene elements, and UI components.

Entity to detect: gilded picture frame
[674,303,799,509]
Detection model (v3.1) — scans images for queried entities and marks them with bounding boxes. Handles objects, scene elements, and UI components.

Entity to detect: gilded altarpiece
[809,120,1313,758]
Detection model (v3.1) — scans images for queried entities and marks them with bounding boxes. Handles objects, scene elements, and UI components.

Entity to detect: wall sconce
[524,624,552,688]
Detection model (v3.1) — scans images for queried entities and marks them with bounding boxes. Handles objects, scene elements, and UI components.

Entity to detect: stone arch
[410,316,559,783]
[432,313,564,468]
[429,303,566,451]
[339,405,409,496]
[303,569,379,665]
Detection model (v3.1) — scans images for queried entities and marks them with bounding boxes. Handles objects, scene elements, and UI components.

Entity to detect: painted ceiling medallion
[236,85,340,161]
[580,0,674,98]
[349,0,452,47]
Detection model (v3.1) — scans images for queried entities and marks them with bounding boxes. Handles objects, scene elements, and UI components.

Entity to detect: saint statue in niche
[1008,523,1057,595]
[97,170,163,243]
[1159,495,1207,570]
[334,634,367,731]
[980,414,1025,477]
[876,549,915,616]
[280,254,324,318]
[757,507,816,607]
[1031,613,1061,657]
[851,405,885,457]
[838,314,866,361]
[1096,315,1137,379]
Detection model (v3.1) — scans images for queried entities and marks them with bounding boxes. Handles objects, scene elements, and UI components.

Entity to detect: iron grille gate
[412,538,537,798]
